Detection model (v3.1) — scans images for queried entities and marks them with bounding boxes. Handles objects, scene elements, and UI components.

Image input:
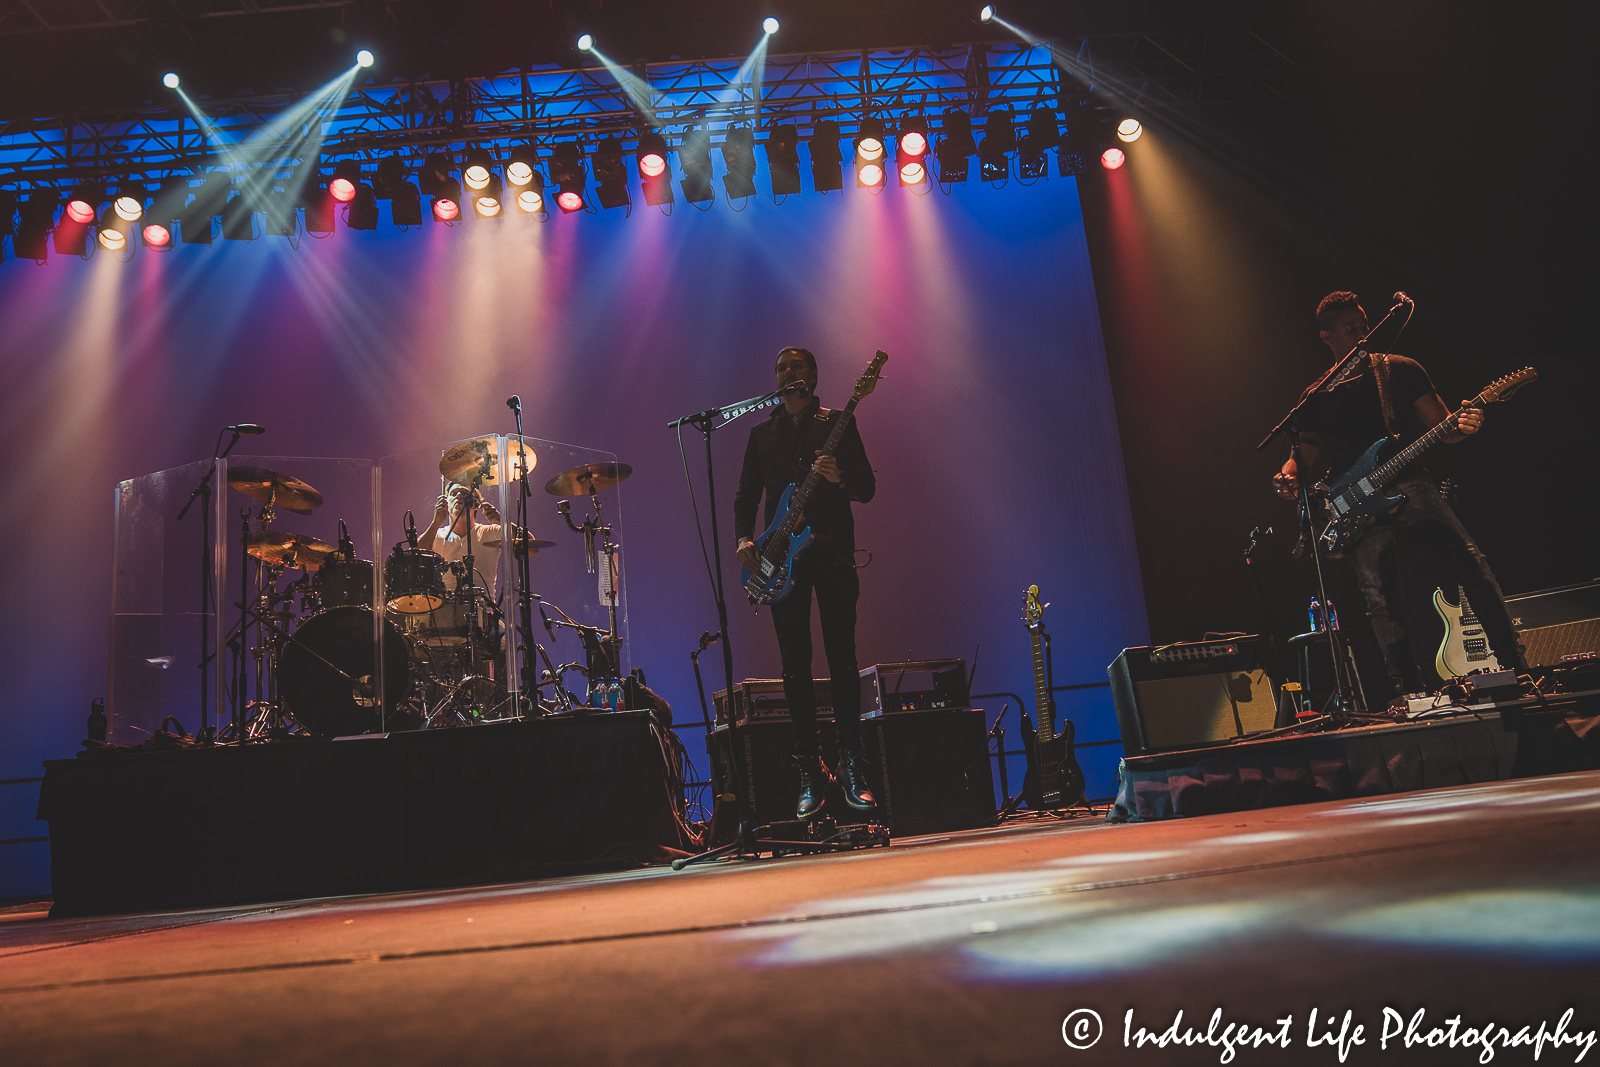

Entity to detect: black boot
[838,747,877,812]
[794,754,828,820]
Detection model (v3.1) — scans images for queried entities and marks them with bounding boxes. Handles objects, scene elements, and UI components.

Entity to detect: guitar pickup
[760,559,775,577]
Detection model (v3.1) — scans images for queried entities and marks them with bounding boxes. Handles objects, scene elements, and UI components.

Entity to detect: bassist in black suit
[735,347,877,818]
[1272,291,1524,702]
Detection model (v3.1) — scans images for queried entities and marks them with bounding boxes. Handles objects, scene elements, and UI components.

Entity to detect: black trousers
[1347,479,1525,696]
[770,543,861,758]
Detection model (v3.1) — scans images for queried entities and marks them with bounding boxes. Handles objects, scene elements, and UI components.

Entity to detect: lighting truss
[0,33,1295,198]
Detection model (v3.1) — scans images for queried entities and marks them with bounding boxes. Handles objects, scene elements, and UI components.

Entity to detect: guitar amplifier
[1109,637,1277,757]
[859,659,969,718]
[1507,581,1600,667]
[713,678,832,727]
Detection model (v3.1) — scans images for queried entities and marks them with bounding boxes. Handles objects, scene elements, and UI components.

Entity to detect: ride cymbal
[543,462,632,497]
[227,467,324,514]
[440,437,536,488]
[246,531,337,568]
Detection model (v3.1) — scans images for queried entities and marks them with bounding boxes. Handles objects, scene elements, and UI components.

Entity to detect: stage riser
[38,712,680,918]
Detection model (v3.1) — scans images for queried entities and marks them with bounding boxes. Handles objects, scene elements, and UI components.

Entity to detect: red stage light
[330,177,356,202]
[433,197,460,221]
[66,199,96,224]
[142,223,171,247]
[639,152,666,178]
[899,131,927,157]
[858,162,885,187]
[557,190,584,212]
[1101,147,1126,170]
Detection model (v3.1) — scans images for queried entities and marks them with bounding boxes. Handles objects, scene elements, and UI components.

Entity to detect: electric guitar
[1434,583,1502,679]
[1315,367,1536,555]
[1019,585,1086,811]
[742,351,888,605]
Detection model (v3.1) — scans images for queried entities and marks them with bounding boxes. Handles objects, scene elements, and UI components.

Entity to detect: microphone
[338,519,355,561]
[226,423,266,435]
[698,630,722,651]
[1393,291,1413,306]
[404,510,419,550]
[780,382,811,398]
[538,601,558,643]
[507,395,521,410]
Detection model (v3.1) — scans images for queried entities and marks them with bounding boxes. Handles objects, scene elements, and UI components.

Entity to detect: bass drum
[279,606,411,737]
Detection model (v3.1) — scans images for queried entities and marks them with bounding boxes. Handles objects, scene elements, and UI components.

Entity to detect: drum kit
[222,446,634,741]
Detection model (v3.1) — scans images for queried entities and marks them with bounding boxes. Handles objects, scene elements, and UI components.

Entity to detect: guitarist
[734,347,878,819]
[1271,291,1525,703]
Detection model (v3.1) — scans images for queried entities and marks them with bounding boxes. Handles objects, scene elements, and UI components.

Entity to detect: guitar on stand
[742,350,888,605]
[1018,585,1086,812]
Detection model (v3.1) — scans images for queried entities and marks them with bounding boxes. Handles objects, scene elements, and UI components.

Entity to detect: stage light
[55,198,90,256]
[897,117,929,185]
[594,137,632,209]
[1020,108,1058,179]
[472,193,502,218]
[114,194,144,222]
[1101,146,1126,169]
[356,49,374,68]
[373,157,408,199]
[549,142,589,211]
[980,5,995,21]
[143,222,171,247]
[149,176,191,236]
[942,108,977,156]
[1117,118,1143,142]
[304,184,336,234]
[722,126,756,199]
[97,218,127,252]
[431,177,462,221]
[810,120,843,192]
[679,128,714,203]
[855,118,887,187]
[221,190,256,240]
[329,177,356,202]
[162,72,180,89]
[857,163,884,187]
[391,182,424,225]
[347,183,380,229]
[65,195,98,225]
[766,124,801,196]
[515,172,546,214]
[462,148,494,191]
[263,187,297,237]
[1057,108,1091,176]
[763,17,779,34]
[978,109,1014,181]
[632,131,673,206]
[15,197,55,260]
[577,34,594,52]
[506,144,540,188]
[182,172,226,244]
[419,153,454,196]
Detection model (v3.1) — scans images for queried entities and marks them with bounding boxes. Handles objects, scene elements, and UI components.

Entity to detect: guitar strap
[1372,353,1398,434]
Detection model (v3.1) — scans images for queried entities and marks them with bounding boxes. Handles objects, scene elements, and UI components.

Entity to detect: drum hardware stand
[176,426,249,745]
[506,398,544,718]
[667,387,786,870]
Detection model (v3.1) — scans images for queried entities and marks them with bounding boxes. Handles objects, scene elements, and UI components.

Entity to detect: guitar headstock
[1476,367,1537,405]
[852,350,889,402]
[1024,584,1044,626]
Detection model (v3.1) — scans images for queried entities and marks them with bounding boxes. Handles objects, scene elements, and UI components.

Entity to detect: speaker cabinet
[708,708,995,838]
[1507,581,1600,667]
[1109,637,1276,757]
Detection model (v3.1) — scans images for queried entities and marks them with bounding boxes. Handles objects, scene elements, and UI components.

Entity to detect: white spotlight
[1116,118,1143,142]
[162,72,180,89]
[356,49,375,68]
[577,34,594,52]
[980,5,995,21]
[763,17,779,34]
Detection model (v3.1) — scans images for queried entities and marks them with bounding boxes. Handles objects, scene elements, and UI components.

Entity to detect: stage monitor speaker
[1507,580,1600,667]
[1109,637,1276,757]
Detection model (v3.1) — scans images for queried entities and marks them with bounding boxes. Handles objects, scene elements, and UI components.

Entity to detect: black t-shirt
[1296,354,1438,482]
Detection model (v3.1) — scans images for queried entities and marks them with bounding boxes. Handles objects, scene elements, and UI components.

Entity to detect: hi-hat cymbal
[227,467,324,514]
[246,531,337,568]
[543,462,632,497]
[439,437,536,488]
[479,524,557,553]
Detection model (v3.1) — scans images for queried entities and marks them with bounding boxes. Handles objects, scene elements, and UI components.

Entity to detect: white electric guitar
[1433,583,1501,679]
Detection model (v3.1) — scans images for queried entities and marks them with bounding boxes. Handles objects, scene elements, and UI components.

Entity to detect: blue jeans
[1347,479,1524,696]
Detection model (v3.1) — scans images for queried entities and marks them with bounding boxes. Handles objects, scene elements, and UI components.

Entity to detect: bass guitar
[1019,585,1086,811]
[1315,367,1536,556]
[1433,583,1502,680]
[742,350,888,605]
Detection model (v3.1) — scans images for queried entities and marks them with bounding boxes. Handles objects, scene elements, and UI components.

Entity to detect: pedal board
[762,815,891,857]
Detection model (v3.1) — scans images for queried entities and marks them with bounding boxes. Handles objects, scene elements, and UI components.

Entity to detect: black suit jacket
[733,398,875,554]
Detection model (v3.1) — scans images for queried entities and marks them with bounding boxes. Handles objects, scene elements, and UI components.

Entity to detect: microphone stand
[1255,303,1407,735]
[665,387,785,870]
[177,427,246,744]
[507,403,541,716]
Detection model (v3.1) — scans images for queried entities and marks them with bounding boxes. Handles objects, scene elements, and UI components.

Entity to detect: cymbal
[543,462,632,497]
[439,437,536,488]
[227,467,324,515]
[246,531,337,568]
[479,525,556,552]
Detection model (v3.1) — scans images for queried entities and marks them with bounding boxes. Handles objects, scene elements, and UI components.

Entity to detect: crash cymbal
[479,524,557,552]
[543,462,632,497]
[246,531,337,568]
[227,467,324,515]
[439,437,536,488]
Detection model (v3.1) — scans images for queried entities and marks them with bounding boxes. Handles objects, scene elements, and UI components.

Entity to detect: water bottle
[87,697,107,742]
[1326,599,1340,630]
[1308,597,1325,633]
[606,678,622,711]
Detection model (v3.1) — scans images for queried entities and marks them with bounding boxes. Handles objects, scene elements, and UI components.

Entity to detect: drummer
[420,483,503,597]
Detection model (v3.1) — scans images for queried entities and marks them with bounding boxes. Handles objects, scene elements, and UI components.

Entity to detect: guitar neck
[1370,398,1477,486]
[778,397,860,534]
[1030,625,1054,743]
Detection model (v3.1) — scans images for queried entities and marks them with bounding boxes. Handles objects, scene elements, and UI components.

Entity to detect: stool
[1288,629,1369,716]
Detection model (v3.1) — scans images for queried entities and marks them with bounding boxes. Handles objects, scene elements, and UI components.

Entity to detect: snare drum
[385,548,445,613]
[316,558,374,608]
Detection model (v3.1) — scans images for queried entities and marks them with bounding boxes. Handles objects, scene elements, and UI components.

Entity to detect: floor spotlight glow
[980,5,995,22]
[65,199,96,224]
[557,190,584,212]
[577,34,594,52]
[162,72,180,89]
[142,223,171,247]
[329,177,356,202]
[356,50,374,68]
[763,17,779,34]
[114,196,143,222]
[1117,119,1143,142]
[1101,146,1126,169]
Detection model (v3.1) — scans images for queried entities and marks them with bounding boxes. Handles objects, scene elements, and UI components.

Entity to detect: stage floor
[4,770,1599,1065]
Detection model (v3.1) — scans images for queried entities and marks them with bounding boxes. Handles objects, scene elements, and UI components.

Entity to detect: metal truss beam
[0,0,363,37]
[0,32,1295,192]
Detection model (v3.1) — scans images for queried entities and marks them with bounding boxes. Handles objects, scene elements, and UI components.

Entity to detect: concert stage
[1112,690,1600,822]
[5,769,1599,1066]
